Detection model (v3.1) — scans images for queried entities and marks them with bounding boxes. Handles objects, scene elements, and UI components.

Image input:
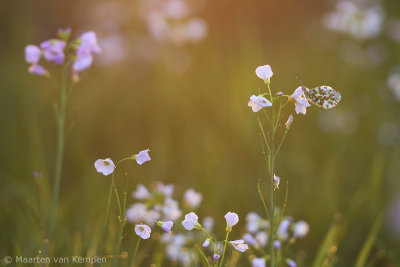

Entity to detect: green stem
[218,232,230,267]
[97,174,115,263]
[113,222,125,267]
[130,238,141,267]
[48,63,68,240]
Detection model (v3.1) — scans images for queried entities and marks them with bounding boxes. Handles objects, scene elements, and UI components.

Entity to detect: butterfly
[303,85,341,109]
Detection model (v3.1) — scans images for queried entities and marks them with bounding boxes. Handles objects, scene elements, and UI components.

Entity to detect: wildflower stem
[97,174,115,260]
[130,237,141,267]
[257,179,270,220]
[274,130,288,158]
[48,62,69,242]
[257,116,271,153]
[218,232,230,267]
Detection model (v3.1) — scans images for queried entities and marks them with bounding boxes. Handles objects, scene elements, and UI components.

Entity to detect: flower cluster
[139,0,208,46]
[182,211,249,265]
[322,0,385,40]
[24,28,101,81]
[244,211,310,267]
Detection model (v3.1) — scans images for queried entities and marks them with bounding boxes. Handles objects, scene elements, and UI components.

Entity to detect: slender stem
[48,63,68,240]
[274,130,288,158]
[97,174,115,261]
[257,179,270,220]
[130,238,141,267]
[218,232,230,267]
[113,221,125,267]
[269,146,275,267]
[257,116,271,153]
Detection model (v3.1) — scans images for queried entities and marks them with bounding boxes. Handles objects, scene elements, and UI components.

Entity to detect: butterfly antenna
[296,77,305,87]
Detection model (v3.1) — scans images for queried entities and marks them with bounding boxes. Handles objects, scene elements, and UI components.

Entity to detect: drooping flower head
[182,212,201,230]
[224,212,239,232]
[289,87,311,115]
[230,240,248,252]
[28,64,49,76]
[157,221,174,233]
[248,95,272,112]
[285,114,294,129]
[135,224,152,239]
[134,149,151,165]
[202,238,210,248]
[255,65,273,83]
[94,158,115,176]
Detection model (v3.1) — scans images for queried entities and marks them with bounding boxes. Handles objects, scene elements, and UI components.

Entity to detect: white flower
[255,231,268,247]
[277,218,291,241]
[274,174,280,191]
[225,212,239,232]
[94,158,115,176]
[132,184,151,200]
[126,203,147,223]
[285,114,293,129]
[252,258,266,267]
[183,188,202,208]
[293,220,309,238]
[255,65,273,83]
[158,221,174,233]
[135,149,151,165]
[289,87,311,115]
[248,95,272,112]
[135,224,151,239]
[182,212,200,230]
[230,240,248,252]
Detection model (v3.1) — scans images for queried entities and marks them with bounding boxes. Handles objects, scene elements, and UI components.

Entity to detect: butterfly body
[303,85,341,109]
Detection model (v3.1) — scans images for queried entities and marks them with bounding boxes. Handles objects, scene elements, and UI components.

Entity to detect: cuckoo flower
[134,149,151,165]
[133,184,151,200]
[230,240,248,252]
[135,224,152,239]
[25,45,48,76]
[183,188,202,208]
[213,254,220,262]
[158,221,174,233]
[225,212,239,232]
[40,39,66,65]
[73,31,101,72]
[94,158,115,176]
[248,95,272,112]
[293,220,309,238]
[202,238,210,248]
[255,65,273,83]
[182,212,201,230]
[285,114,294,129]
[289,87,310,115]
[274,174,280,191]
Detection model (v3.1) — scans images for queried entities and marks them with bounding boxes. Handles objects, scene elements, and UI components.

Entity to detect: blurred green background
[1,0,400,266]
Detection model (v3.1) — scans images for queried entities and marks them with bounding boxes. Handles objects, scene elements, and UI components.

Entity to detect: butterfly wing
[304,86,341,109]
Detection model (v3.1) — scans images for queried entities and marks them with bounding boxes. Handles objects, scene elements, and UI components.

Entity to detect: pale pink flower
[94,158,115,176]
[252,258,266,267]
[225,212,239,232]
[183,188,202,208]
[274,174,280,191]
[230,240,248,252]
[293,220,309,238]
[202,238,210,248]
[255,65,273,83]
[285,114,293,129]
[135,224,151,239]
[158,221,174,233]
[289,87,310,115]
[182,212,200,230]
[133,184,151,200]
[135,149,151,165]
[248,95,272,112]
[213,254,220,262]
